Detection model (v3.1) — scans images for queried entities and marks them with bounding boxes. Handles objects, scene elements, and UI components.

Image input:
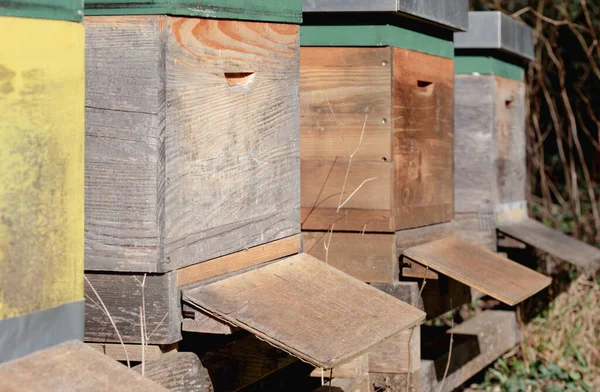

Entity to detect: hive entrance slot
[224,72,255,87]
[417,80,434,93]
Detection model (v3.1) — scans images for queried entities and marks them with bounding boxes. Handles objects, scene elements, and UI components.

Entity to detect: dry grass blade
[84,276,131,368]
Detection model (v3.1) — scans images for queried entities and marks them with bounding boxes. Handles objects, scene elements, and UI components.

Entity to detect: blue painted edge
[0,300,85,364]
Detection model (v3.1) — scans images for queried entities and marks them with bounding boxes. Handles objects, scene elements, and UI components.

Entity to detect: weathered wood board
[85,16,300,272]
[368,327,420,374]
[84,272,181,344]
[499,218,600,268]
[133,352,213,392]
[495,76,527,206]
[0,340,168,391]
[392,48,454,230]
[404,235,551,305]
[420,311,520,392]
[176,234,301,287]
[183,253,425,369]
[303,231,397,283]
[396,221,453,279]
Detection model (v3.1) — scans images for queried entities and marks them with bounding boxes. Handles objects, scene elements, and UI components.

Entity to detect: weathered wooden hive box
[300,1,463,283]
[454,11,600,268]
[83,3,426,384]
[82,0,303,345]
[0,0,85,363]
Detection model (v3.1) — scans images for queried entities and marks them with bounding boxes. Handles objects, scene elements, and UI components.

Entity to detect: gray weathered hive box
[454,11,600,268]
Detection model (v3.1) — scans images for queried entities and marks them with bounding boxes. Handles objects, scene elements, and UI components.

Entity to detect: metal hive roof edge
[454,11,535,61]
[302,0,469,31]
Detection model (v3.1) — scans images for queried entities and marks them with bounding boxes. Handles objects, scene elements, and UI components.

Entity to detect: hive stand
[0,0,85,363]
[299,4,554,391]
[454,11,600,268]
[83,1,425,389]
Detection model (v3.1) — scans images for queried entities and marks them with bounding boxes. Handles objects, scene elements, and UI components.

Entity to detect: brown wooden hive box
[300,46,454,233]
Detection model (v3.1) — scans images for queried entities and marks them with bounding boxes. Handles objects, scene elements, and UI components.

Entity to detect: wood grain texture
[85,16,301,272]
[301,208,392,232]
[368,327,420,374]
[84,15,166,272]
[301,159,392,211]
[164,17,300,270]
[453,75,498,214]
[134,352,214,392]
[396,222,454,278]
[176,234,301,287]
[370,282,424,310]
[88,343,177,362]
[495,76,527,206]
[183,253,425,369]
[392,48,454,230]
[310,355,368,379]
[182,307,236,335]
[404,236,551,306]
[84,272,182,344]
[420,311,520,392]
[454,211,497,252]
[303,231,397,283]
[0,340,168,392]
[371,372,420,392]
[300,47,392,161]
[499,218,600,268]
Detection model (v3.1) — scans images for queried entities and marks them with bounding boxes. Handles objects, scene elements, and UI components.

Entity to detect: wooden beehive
[0,1,85,363]
[454,12,600,267]
[82,1,303,345]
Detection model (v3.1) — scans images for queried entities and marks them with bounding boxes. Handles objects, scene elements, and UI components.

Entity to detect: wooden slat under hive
[403,236,551,306]
[183,253,425,369]
[0,340,167,392]
[498,218,600,268]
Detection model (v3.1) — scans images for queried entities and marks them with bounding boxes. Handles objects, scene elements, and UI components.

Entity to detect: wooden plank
[0,340,168,392]
[88,343,177,362]
[303,231,397,283]
[420,310,520,392]
[84,272,182,344]
[498,218,600,268]
[368,327,420,374]
[310,355,368,379]
[453,75,498,214]
[403,235,551,306]
[183,253,425,369]
[301,159,392,221]
[495,76,527,206]
[420,275,472,320]
[164,17,301,270]
[133,352,213,392]
[301,207,393,232]
[396,222,454,278]
[313,373,371,392]
[392,48,454,230]
[84,15,165,272]
[176,234,301,287]
[300,46,392,162]
[182,307,236,335]
[0,17,85,320]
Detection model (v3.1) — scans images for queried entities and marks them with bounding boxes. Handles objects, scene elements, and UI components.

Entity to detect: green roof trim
[300,24,454,59]
[0,0,83,22]
[84,0,302,23]
[454,56,524,81]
